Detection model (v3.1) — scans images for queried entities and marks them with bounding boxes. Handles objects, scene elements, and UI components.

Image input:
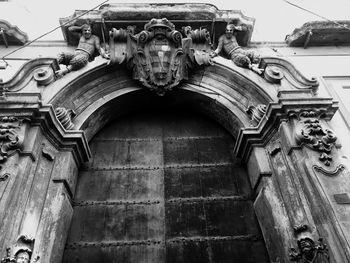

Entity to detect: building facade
[1,3,350,263]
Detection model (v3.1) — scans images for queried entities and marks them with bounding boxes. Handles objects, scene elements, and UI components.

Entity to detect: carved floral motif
[0,117,24,165]
[109,18,213,95]
[294,111,337,166]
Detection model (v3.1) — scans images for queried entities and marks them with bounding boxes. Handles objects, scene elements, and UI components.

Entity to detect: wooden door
[62,109,269,263]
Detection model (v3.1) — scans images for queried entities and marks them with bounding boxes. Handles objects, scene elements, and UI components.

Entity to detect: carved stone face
[299,239,314,258]
[82,26,92,39]
[225,25,234,39]
[15,251,30,263]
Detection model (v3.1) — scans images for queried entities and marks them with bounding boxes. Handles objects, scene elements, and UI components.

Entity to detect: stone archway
[62,97,270,263]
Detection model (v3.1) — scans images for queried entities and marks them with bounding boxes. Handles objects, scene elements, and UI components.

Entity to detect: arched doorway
[62,104,270,262]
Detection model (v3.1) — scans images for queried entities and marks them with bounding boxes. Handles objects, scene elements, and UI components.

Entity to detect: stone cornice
[0,93,91,165]
[234,95,338,161]
[0,57,59,93]
[260,57,319,93]
[0,19,28,46]
[59,3,255,47]
[286,20,350,47]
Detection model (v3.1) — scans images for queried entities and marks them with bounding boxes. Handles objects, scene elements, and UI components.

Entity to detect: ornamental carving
[1,235,39,263]
[0,117,25,166]
[55,108,76,130]
[294,111,337,166]
[290,225,329,263]
[109,18,213,96]
[290,238,329,263]
[246,104,267,126]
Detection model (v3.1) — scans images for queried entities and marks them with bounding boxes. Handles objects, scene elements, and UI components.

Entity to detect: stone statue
[210,23,264,75]
[1,236,39,263]
[290,237,329,263]
[56,24,109,76]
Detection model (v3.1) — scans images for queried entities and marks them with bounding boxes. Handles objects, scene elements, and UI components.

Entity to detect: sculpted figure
[290,238,329,263]
[14,251,30,263]
[56,24,109,76]
[210,23,263,75]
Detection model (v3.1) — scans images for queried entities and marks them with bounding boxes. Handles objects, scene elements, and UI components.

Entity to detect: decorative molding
[0,19,28,46]
[33,67,56,86]
[313,164,345,177]
[294,110,337,166]
[259,57,319,93]
[0,117,26,166]
[0,173,10,182]
[42,147,55,161]
[264,65,284,84]
[246,104,267,126]
[0,58,59,93]
[286,20,350,47]
[290,238,329,262]
[60,4,255,47]
[1,235,40,263]
[290,224,330,262]
[55,107,76,130]
[234,98,338,161]
[109,18,213,95]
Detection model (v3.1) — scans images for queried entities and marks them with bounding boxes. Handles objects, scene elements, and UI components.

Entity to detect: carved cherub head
[298,238,315,259]
[15,250,30,263]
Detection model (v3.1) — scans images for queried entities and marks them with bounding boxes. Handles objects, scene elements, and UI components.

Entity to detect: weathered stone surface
[286,20,350,47]
[59,3,255,47]
[0,19,28,46]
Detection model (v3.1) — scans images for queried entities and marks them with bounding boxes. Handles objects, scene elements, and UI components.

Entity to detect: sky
[1,0,350,42]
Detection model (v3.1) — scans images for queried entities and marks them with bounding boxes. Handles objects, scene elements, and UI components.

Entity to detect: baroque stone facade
[1,3,350,263]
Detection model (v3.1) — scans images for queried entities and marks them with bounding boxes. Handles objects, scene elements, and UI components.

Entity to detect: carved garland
[294,111,337,166]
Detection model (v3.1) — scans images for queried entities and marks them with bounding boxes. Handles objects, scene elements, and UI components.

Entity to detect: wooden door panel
[63,110,269,263]
[75,170,164,201]
[90,140,163,168]
[167,240,268,263]
[164,166,240,199]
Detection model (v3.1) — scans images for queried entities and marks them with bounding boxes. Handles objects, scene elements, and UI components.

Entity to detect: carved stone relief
[0,117,25,166]
[33,67,56,86]
[246,104,267,126]
[1,235,39,263]
[55,108,76,130]
[264,65,284,84]
[293,111,337,166]
[289,225,329,263]
[109,18,213,95]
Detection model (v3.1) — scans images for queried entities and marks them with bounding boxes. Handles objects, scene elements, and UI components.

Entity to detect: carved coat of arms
[109,18,212,95]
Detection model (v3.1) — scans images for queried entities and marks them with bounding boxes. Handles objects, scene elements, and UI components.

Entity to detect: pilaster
[235,92,347,262]
[0,93,90,262]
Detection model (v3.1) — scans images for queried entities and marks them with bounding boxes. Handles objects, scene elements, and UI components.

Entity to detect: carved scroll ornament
[246,104,267,126]
[109,18,213,96]
[294,111,337,166]
[0,117,24,165]
[55,108,76,130]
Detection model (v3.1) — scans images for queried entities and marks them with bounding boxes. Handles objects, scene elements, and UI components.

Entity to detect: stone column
[235,92,350,262]
[0,96,90,263]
